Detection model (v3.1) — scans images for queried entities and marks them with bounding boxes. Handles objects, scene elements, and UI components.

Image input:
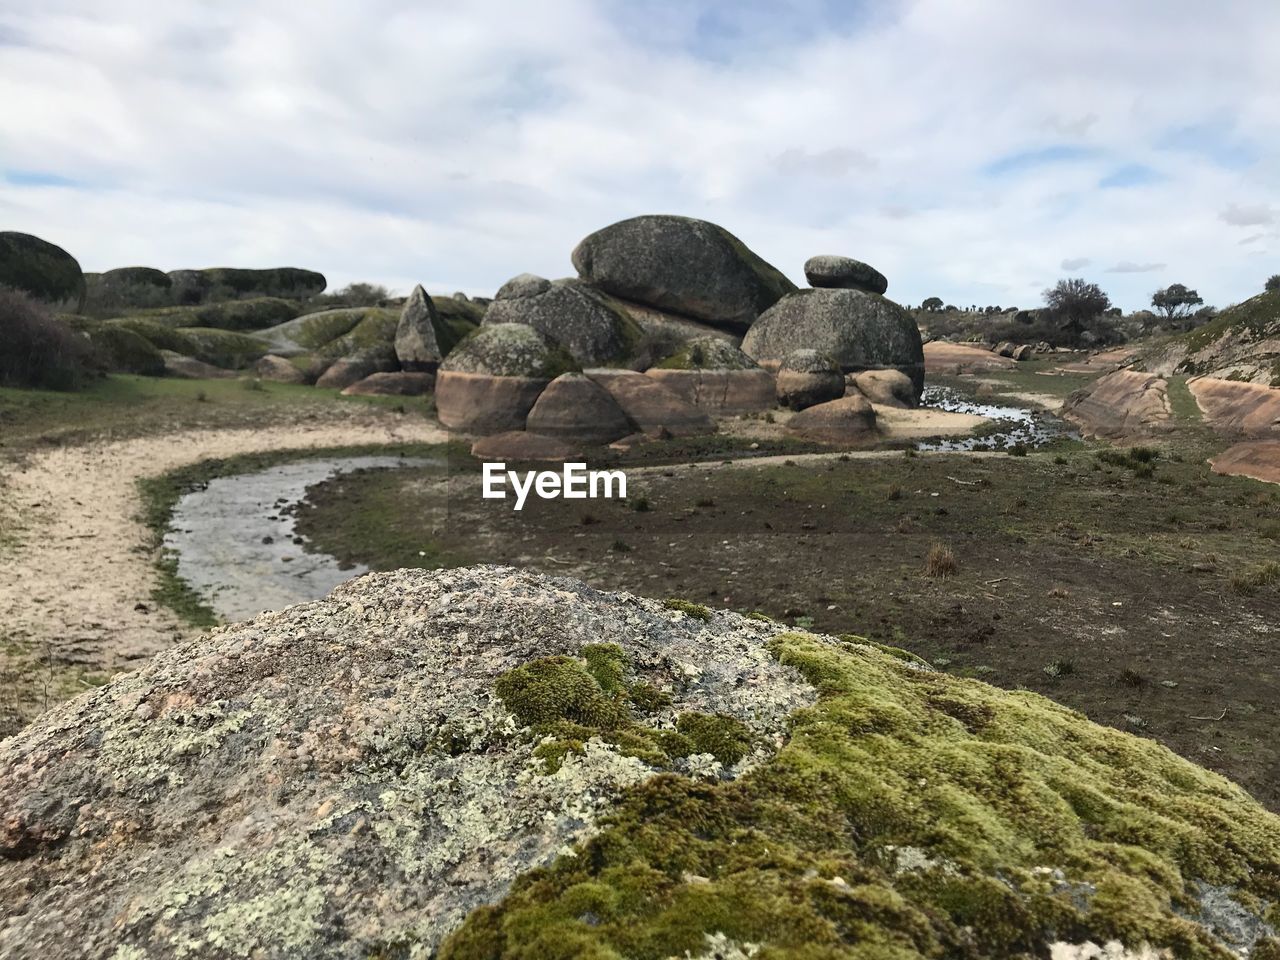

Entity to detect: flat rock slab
[435,370,549,435]
[1211,440,1280,485]
[644,368,775,415]
[1188,377,1280,437]
[923,341,1017,374]
[341,371,436,396]
[470,431,579,462]
[584,368,715,437]
[1061,369,1171,439]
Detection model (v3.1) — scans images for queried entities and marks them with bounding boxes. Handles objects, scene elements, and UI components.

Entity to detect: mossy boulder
[254,306,398,359]
[97,266,172,291]
[743,288,926,399]
[572,215,797,332]
[168,266,326,303]
[483,276,644,367]
[0,231,86,311]
[0,567,1277,959]
[656,336,760,371]
[81,323,165,376]
[442,323,579,379]
[103,319,269,370]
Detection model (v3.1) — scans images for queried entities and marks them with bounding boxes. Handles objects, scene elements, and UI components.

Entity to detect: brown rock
[849,369,916,409]
[470,431,578,462]
[923,342,1016,375]
[255,354,308,384]
[340,372,435,397]
[643,368,776,415]
[1061,369,1171,439]
[1187,378,1280,437]
[1210,440,1280,485]
[785,394,878,444]
[525,373,632,444]
[160,352,236,380]
[584,369,715,437]
[1012,344,1035,361]
[316,354,397,391]
[775,350,844,410]
[435,370,549,434]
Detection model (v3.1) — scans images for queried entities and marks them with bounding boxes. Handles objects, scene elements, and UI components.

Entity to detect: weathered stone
[775,350,845,410]
[435,370,549,434]
[742,289,925,399]
[1061,369,1171,439]
[340,371,435,397]
[440,323,577,379]
[470,431,579,462]
[0,231,85,311]
[395,284,443,371]
[849,369,917,409]
[803,255,888,295]
[160,351,237,380]
[572,215,797,331]
[315,349,398,391]
[585,368,715,437]
[1186,377,1280,437]
[645,368,776,415]
[255,354,309,384]
[525,373,633,444]
[785,393,879,444]
[483,278,641,367]
[1210,440,1280,485]
[923,341,1017,375]
[494,273,552,300]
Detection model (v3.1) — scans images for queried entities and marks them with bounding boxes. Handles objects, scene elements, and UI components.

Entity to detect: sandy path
[0,414,447,681]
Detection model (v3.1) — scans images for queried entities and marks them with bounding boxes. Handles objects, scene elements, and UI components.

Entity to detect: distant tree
[1043,278,1112,342]
[1104,307,1123,317]
[945,304,958,313]
[1266,274,1280,293]
[921,296,943,312]
[1151,283,1204,320]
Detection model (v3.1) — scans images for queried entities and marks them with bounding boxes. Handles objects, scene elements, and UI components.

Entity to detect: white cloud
[1220,203,1275,227]
[1,0,1278,310]
[1061,257,1091,270]
[1105,261,1166,274]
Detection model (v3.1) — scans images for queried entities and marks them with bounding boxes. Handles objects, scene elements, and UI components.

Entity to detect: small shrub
[632,497,651,513]
[925,542,957,578]
[886,484,903,502]
[0,287,97,389]
[610,538,632,553]
[1044,658,1075,679]
[1119,668,1146,688]
[663,598,712,621]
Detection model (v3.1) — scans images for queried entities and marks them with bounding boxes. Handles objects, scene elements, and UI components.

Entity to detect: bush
[0,286,97,389]
[925,542,957,578]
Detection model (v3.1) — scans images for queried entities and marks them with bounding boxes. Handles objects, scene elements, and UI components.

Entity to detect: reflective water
[916,385,1073,452]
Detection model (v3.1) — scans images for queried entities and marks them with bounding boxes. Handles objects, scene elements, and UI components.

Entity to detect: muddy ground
[294,426,1280,810]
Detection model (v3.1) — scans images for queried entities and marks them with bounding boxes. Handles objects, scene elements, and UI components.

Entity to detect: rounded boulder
[803,255,888,295]
[0,232,86,311]
[525,373,632,444]
[775,349,845,410]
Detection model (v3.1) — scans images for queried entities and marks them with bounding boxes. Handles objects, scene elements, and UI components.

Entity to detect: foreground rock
[645,337,775,414]
[803,254,888,295]
[585,369,716,437]
[1187,377,1280,437]
[254,354,309,384]
[775,349,846,410]
[849,368,916,408]
[743,288,925,398]
[525,372,632,444]
[5,567,1274,959]
[1211,440,1280,485]
[923,340,1017,375]
[1061,369,1172,439]
[785,393,878,444]
[314,350,398,391]
[340,371,435,397]
[394,284,443,370]
[0,231,86,311]
[483,276,641,367]
[470,431,579,462]
[572,215,797,331]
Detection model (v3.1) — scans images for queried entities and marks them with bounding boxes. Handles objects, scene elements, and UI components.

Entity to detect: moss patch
[442,632,1280,959]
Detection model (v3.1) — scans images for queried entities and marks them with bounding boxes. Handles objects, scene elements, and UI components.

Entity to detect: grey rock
[495,273,553,300]
[525,372,633,444]
[742,288,925,399]
[804,255,888,295]
[775,349,845,410]
[483,279,640,367]
[441,323,577,379]
[395,284,443,370]
[571,215,797,331]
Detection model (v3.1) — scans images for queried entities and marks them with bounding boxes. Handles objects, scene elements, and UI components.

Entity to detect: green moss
[442,632,1280,959]
[85,324,166,376]
[1183,290,1280,354]
[674,713,753,766]
[663,599,713,622]
[176,327,271,368]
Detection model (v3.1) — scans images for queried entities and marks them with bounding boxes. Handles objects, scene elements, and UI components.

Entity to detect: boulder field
[2,567,1278,958]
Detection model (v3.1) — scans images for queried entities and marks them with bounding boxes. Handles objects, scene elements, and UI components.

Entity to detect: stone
[440,323,577,379]
[0,231,85,311]
[98,266,172,290]
[803,255,888,295]
[1186,377,1280,437]
[394,284,443,371]
[525,373,633,444]
[785,394,879,444]
[315,349,398,391]
[923,341,1017,375]
[571,215,797,331]
[255,354,309,384]
[849,369,917,409]
[340,371,435,397]
[1012,344,1035,361]
[645,337,776,414]
[160,351,236,380]
[584,368,715,437]
[742,288,925,399]
[470,431,579,462]
[1210,440,1280,485]
[775,349,845,410]
[483,278,641,367]
[169,266,326,303]
[434,371,549,434]
[1061,370,1171,439]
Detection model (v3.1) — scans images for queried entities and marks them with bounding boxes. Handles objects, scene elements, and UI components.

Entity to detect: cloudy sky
[1,0,1277,311]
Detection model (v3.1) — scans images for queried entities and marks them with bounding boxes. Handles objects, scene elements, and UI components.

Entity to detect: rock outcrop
[254,354,309,384]
[1061,369,1172,439]
[849,368,917,408]
[785,393,878,444]
[743,288,925,399]
[394,284,443,371]
[1211,440,1280,485]
[1187,377,1280,437]
[572,215,797,332]
[803,255,888,295]
[775,349,846,410]
[0,231,86,311]
[923,341,1018,375]
[4,567,1276,959]
[340,371,435,397]
[167,266,327,303]
[470,431,579,462]
[483,276,642,367]
[1139,290,1280,386]
[645,337,775,415]
[525,372,632,444]
[584,369,716,437]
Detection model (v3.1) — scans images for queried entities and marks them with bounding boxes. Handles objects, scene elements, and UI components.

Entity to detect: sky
[1,0,1277,312]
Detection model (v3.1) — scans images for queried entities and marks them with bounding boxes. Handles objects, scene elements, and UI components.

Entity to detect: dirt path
[0,413,447,706]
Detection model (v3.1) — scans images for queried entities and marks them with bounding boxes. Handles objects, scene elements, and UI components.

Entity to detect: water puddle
[166,455,439,623]
[916,385,1075,452]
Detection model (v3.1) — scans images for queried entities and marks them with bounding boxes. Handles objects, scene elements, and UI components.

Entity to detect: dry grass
[925,542,957,578]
